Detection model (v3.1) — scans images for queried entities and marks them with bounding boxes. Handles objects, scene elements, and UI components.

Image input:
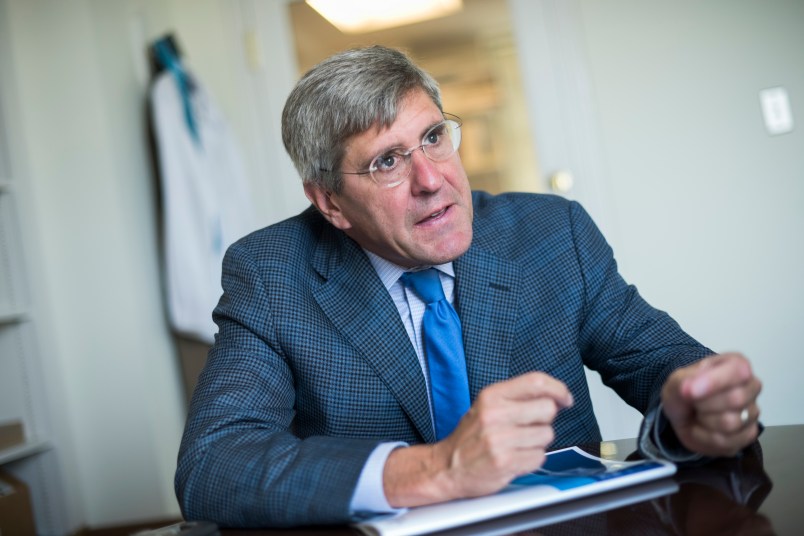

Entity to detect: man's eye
[374,154,398,172]
[424,124,446,146]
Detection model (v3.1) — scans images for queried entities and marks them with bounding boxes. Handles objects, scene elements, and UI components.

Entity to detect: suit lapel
[454,245,520,400]
[310,227,435,443]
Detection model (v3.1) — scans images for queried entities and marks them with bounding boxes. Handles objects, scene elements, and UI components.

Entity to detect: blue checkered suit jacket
[175,192,710,527]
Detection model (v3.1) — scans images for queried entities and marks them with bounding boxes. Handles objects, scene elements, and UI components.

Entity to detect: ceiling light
[306,0,463,34]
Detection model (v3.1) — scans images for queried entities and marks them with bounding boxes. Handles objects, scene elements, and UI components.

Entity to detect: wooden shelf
[0,439,51,465]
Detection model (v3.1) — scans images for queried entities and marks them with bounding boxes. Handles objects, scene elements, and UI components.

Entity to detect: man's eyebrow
[420,117,446,138]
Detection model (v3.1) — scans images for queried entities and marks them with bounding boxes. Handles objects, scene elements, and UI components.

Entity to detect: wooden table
[221,424,803,535]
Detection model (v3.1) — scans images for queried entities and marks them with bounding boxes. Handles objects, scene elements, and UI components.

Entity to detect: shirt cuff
[639,403,703,464]
[349,442,409,517]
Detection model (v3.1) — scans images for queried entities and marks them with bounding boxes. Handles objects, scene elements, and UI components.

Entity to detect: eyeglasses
[330,114,462,189]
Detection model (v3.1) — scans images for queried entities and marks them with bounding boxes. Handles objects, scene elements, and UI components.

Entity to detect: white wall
[7,0,184,527]
[3,0,304,529]
[513,0,804,438]
[579,0,804,428]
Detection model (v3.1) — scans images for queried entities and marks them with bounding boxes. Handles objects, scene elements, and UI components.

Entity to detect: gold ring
[740,407,750,425]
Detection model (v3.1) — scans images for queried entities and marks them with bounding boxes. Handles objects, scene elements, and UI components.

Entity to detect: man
[175,46,761,528]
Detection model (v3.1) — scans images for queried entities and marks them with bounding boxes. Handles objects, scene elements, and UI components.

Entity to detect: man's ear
[304,183,352,231]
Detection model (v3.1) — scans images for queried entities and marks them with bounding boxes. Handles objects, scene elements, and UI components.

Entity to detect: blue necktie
[401,269,470,440]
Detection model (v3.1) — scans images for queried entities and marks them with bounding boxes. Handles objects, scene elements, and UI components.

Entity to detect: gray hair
[281,45,442,192]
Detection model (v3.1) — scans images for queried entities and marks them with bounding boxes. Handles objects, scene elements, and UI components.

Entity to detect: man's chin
[412,237,472,266]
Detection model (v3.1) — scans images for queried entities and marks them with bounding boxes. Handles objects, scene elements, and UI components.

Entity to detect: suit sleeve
[568,201,712,416]
[174,241,382,528]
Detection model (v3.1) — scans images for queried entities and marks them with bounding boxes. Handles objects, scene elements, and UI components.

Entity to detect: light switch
[759,87,794,135]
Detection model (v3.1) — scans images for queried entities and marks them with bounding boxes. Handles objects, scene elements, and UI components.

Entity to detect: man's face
[305,89,474,268]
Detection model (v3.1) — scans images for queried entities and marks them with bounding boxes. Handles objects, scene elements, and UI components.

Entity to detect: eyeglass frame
[321,113,463,189]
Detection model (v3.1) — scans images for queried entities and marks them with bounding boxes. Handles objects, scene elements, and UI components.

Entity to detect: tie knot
[401,268,445,304]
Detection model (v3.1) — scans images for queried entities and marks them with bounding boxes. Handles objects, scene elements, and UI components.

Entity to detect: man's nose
[408,149,443,194]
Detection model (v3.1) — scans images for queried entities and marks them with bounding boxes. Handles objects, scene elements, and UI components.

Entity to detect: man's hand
[661,353,762,457]
[383,372,573,507]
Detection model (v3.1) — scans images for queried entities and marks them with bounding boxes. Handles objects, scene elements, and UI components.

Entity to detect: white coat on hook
[150,66,257,344]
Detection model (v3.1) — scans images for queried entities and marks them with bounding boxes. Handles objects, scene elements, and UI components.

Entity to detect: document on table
[353,446,676,536]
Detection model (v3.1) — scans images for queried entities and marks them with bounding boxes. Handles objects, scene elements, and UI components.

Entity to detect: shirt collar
[363,250,455,292]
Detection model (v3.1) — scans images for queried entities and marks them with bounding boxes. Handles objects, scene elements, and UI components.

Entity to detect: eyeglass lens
[370,120,461,187]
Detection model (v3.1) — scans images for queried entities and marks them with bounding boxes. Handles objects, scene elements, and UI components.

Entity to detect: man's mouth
[418,206,448,224]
